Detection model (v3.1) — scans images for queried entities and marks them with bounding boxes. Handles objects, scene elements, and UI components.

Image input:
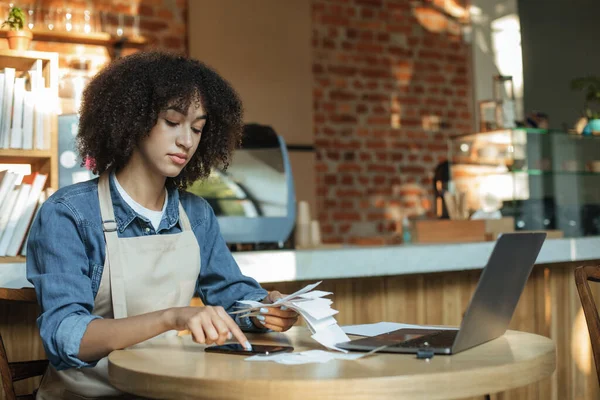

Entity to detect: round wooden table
[108,327,556,400]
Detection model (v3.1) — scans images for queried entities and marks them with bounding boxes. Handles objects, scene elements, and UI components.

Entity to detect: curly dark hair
[76,50,244,189]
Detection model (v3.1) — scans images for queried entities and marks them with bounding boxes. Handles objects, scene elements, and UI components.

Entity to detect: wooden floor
[1,260,599,399]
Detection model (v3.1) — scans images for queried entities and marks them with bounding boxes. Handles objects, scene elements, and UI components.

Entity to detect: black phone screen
[204,344,294,356]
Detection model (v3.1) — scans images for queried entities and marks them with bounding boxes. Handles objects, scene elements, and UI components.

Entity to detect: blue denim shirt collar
[108,173,181,233]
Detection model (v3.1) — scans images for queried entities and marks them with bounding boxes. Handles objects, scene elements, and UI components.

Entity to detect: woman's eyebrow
[165,106,186,115]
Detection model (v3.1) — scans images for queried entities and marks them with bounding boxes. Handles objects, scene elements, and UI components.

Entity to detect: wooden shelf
[0,287,36,302]
[0,49,58,74]
[0,29,146,47]
[0,256,26,263]
[0,149,54,165]
[0,149,53,158]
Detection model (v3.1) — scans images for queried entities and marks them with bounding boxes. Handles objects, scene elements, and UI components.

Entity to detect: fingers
[259,307,298,319]
[187,306,249,348]
[254,315,298,331]
[202,308,230,345]
[187,316,206,344]
[258,320,297,332]
[215,307,251,350]
[267,290,284,303]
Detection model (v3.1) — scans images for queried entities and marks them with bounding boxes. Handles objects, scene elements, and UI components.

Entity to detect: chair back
[575,265,600,384]
[0,288,48,400]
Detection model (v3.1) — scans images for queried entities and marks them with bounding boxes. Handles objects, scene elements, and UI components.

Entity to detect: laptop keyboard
[392,329,458,349]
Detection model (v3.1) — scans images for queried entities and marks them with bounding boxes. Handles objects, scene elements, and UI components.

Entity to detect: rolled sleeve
[27,200,101,370]
[194,200,268,332]
[54,313,102,368]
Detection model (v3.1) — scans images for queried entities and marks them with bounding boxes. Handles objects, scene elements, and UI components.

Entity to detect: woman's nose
[176,129,193,149]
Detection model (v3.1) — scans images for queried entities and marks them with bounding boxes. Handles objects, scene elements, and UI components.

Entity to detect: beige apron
[36,172,201,400]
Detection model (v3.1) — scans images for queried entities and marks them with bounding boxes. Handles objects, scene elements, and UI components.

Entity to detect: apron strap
[98,172,128,319]
[178,203,192,231]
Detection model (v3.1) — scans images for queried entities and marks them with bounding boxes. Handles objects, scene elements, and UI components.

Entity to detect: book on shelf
[0,59,55,151]
[0,171,49,258]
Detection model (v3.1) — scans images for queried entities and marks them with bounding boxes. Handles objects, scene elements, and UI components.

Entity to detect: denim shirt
[26,175,268,371]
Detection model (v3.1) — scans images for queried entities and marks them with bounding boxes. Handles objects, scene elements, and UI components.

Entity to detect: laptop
[337,232,546,355]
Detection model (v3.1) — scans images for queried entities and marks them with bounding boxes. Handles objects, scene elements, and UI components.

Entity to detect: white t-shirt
[112,173,168,231]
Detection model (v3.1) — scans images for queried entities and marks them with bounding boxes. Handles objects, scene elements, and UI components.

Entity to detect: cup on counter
[295,201,312,248]
[310,220,322,247]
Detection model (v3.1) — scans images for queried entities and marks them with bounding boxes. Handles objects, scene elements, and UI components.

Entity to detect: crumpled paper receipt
[234,281,351,352]
[245,350,368,365]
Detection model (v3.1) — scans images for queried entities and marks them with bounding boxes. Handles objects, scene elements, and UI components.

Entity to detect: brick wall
[312,0,473,245]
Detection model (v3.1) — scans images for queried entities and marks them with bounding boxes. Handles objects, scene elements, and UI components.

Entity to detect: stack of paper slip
[234,281,350,352]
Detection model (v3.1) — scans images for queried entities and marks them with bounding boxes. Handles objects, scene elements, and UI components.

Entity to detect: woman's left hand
[251,291,299,332]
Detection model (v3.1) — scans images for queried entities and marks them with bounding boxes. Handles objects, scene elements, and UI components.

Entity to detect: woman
[26,51,298,399]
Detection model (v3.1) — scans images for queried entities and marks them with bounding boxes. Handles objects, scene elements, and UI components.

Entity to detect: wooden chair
[0,288,48,400]
[575,265,600,384]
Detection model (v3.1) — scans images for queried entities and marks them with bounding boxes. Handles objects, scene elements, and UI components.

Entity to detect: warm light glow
[413,7,448,34]
[422,115,441,132]
[572,308,593,375]
[491,14,524,119]
[544,268,550,326]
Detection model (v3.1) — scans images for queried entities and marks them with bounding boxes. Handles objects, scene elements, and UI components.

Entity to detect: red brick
[332,212,361,221]
[323,38,336,49]
[361,8,375,19]
[356,0,384,6]
[328,65,357,76]
[377,32,390,42]
[368,164,396,173]
[163,36,183,49]
[367,117,390,126]
[330,114,358,124]
[330,90,357,101]
[326,151,341,161]
[388,47,413,57]
[139,4,154,16]
[140,19,168,31]
[362,93,389,102]
[321,15,350,26]
[338,163,363,173]
[356,104,368,113]
[158,8,173,19]
[341,176,354,185]
[336,189,364,197]
[401,166,426,174]
[375,152,388,161]
[355,43,384,53]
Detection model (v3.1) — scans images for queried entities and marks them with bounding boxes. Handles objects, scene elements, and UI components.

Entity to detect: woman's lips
[168,154,187,165]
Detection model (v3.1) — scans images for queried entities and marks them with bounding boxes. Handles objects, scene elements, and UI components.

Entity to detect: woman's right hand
[165,306,251,350]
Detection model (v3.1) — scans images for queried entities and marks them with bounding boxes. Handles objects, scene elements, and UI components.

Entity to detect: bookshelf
[0,49,59,263]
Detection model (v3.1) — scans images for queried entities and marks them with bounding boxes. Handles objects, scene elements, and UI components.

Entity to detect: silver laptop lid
[452,232,546,353]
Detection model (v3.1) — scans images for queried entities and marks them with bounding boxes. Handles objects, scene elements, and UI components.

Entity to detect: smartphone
[204,343,294,356]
